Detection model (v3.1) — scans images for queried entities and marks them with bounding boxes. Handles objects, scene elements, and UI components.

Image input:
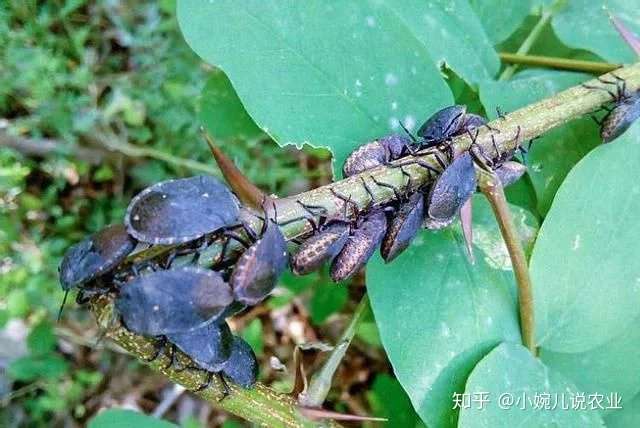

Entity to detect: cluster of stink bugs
[60,72,639,393]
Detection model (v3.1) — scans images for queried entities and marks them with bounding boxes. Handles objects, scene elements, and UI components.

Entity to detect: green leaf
[459,342,604,427]
[552,0,640,63]
[541,312,640,403]
[469,0,533,44]
[8,354,69,381]
[310,283,348,325]
[479,70,600,215]
[531,122,640,353]
[367,196,536,427]
[605,394,640,428]
[178,0,461,172]
[27,321,57,356]
[88,409,176,428]
[199,70,263,142]
[366,373,426,428]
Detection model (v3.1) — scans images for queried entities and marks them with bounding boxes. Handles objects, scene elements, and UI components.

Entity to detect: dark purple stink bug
[125,175,240,245]
[166,320,234,372]
[600,91,640,143]
[380,192,424,263]
[291,220,351,275]
[59,224,136,291]
[220,336,259,388]
[116,266,233,336]
[426,152,477,223]
[230,219,288,305]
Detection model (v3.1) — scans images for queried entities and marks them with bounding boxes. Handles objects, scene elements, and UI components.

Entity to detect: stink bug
[330,210,387,282]
[167,321,234,372]
[59,224,136,291]
[416,105,467,147]
[427,152,477,223]
[230,219,288,305]
[291,221,350,275]
[494,161,527,187]
[380,192,424,263]
[116,267,233,336]
[342,134,412,177]
[125,175,240,245]
[220,336,259,388]
[600,91,640,143]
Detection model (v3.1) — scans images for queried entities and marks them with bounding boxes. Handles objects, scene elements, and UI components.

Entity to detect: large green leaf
[531,122,640,353]
[459,343,604,427]
[541,313,640,406]
[552,0,640,63]
[199,70,263,142]
[479,70,600,215]
[367,195,538,427]
[177,1,500,172]
[469,0,533,45]
[605,394,640,428]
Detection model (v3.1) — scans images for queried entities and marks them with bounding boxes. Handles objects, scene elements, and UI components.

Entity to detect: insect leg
[399,121,418,144]
[162,343,176,370]
[359,176,376,209]
[142,336,168,363]
[330,187,359,216]
[496,106,507,120]
[194,371,214,392]
[370,175,401,200]
[217,374,231,402]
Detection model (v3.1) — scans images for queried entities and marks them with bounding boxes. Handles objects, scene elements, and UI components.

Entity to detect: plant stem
[499,9,553,80]
[90,62,640,425]
[499,53,620,75]
[92,298,341,428]
[299,295,370,407]
[478,172,537,355]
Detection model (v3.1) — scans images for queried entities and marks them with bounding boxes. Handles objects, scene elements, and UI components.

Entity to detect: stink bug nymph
[330,210,387,282]
[600,91,640,143]
[125,175,240,245]
[342,134,412,177]
[230,219,288,305]
[291,221,350,275]
[381,192,424,263]
[427,152,477,223]
[417,105,467,147]
[220,336,259,388]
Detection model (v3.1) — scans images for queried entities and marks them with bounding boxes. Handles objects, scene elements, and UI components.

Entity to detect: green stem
[499,53,620,75]
[91,63,640,425]
[299,295,370,407]
[499,9,553,80]
[478,172,537,355]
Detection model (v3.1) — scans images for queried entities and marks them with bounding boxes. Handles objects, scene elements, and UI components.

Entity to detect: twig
[499,53,620,75]
[90,63,640,425]
[298,295,370,407]
[478,170,536,355]
[499,8,553,80]
[0,131,104,164]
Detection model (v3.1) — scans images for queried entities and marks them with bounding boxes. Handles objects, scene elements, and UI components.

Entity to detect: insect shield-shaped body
[426,152,477,226]
[342,134,411,177]
[330,210,387,282]
[417,105,467,147]
[381,192,424,263]
[601,92,640,143]
[220,336,259,388]
[166,321,234,372]
[59,224,136,292]
[125,175,240,245]
[494,161,527,187]
[231,220,288,305]
[291,220,351,275]
[116,267,233,336]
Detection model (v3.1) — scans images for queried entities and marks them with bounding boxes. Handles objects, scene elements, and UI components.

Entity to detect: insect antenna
[57,290,69,322]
